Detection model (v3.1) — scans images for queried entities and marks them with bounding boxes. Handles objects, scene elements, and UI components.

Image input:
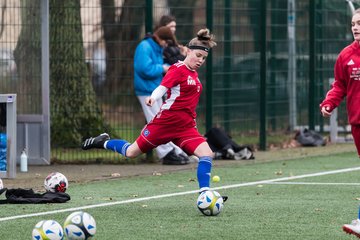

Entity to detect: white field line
[1,166,360,222]
[266,182,360,186]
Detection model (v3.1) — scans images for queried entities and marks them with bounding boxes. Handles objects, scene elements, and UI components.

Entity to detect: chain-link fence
[0,0,354,163]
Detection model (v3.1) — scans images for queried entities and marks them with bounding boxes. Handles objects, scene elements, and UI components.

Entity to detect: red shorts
[135,122,206,155]
[351,124,360,157]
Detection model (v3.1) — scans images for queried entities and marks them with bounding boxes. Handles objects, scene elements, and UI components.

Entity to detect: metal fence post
[308,0,316,130]
[205,0,213,132]
[41,0,51,164]
[145,0,153,33]
[259,0,267,151]
[223,0,231,133]
[145,0,154,161]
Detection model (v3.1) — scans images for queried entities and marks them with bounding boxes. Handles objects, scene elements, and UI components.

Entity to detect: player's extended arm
[145,85,168,106]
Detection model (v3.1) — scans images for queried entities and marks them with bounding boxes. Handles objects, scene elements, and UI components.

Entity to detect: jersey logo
[187,76,196,85]
[143,129,150,137]
[348,59,355,65]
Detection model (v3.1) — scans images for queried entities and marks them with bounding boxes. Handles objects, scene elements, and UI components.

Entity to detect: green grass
[1,150,360,239]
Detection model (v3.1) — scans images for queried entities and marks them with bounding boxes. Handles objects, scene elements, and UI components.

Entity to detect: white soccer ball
[64,211,96,240]
[0,178,3,190]
[32,220,64,240]
[197,190,224,216]
[44,172,68,193]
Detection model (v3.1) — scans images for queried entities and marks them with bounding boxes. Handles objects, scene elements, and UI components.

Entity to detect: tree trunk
[49,0,109,146]
[13,0,42,114]
[100,0,144,96]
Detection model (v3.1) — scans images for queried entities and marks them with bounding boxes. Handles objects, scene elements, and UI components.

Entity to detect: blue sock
[105,139,130,157]
[197,156,212,192]
[358,205,360,219]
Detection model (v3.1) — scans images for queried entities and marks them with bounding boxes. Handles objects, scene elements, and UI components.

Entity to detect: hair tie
[197,35,210,41]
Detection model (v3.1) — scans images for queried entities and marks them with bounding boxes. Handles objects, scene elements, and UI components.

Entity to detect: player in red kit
[82,28,227,199]
[320,9,360,157]
[320,9,360,238]
[137,60,204,155]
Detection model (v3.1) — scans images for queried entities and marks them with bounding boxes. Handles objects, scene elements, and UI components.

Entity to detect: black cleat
[81,133,110,150]
[222,196,228,202]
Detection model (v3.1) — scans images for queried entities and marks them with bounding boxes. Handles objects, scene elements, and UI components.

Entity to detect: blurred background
[0,0,356,163]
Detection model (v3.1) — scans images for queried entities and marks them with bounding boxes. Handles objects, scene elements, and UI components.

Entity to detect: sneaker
[343,219,360,238]
[234,147,254,160]
[178,153,191,163]
[188,155,199,163]
[81,133,110,150]
[225,148,235,159]
[162,149,189,165]
[214,151,224,160]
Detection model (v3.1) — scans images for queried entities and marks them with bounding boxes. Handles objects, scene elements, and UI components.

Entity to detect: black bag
[205,127,254,160]
[0,188,70,204]
[295,128,326,147]
[0,103,6,127]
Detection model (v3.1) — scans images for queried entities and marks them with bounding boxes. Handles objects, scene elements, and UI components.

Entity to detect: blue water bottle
[0,133,7,171]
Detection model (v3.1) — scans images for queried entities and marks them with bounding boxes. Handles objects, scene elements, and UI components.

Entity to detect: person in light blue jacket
[134,27,170,96]
[134,26,190,165]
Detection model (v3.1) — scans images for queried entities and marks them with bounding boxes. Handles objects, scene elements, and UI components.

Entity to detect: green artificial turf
[1,151,360,239]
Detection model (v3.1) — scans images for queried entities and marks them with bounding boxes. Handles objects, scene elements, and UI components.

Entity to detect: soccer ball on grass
[197,190,224,216]
[44,172,68,193]
[32,220,64,240]
[64,211,96,240]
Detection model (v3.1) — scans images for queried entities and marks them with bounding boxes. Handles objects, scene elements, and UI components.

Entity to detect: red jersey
[153,61,202,128]
[320,41,360,125]
[135,61,207,155]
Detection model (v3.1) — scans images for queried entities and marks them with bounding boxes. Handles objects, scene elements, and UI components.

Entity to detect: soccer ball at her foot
[44,172,68,193]
[197,190,224,216]
[64,211,96,240]
[32,220,64,240]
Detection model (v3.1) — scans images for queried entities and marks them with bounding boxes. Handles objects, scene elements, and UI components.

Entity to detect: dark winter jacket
[163,44,185,65]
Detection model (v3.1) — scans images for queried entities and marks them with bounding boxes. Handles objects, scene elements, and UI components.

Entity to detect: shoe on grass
[81,133,110,150]
[343,219,360,238]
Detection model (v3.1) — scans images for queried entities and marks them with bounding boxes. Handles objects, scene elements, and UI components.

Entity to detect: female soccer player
[82,28,224,196]
[320,8,360,238]
[134,25,189,165]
